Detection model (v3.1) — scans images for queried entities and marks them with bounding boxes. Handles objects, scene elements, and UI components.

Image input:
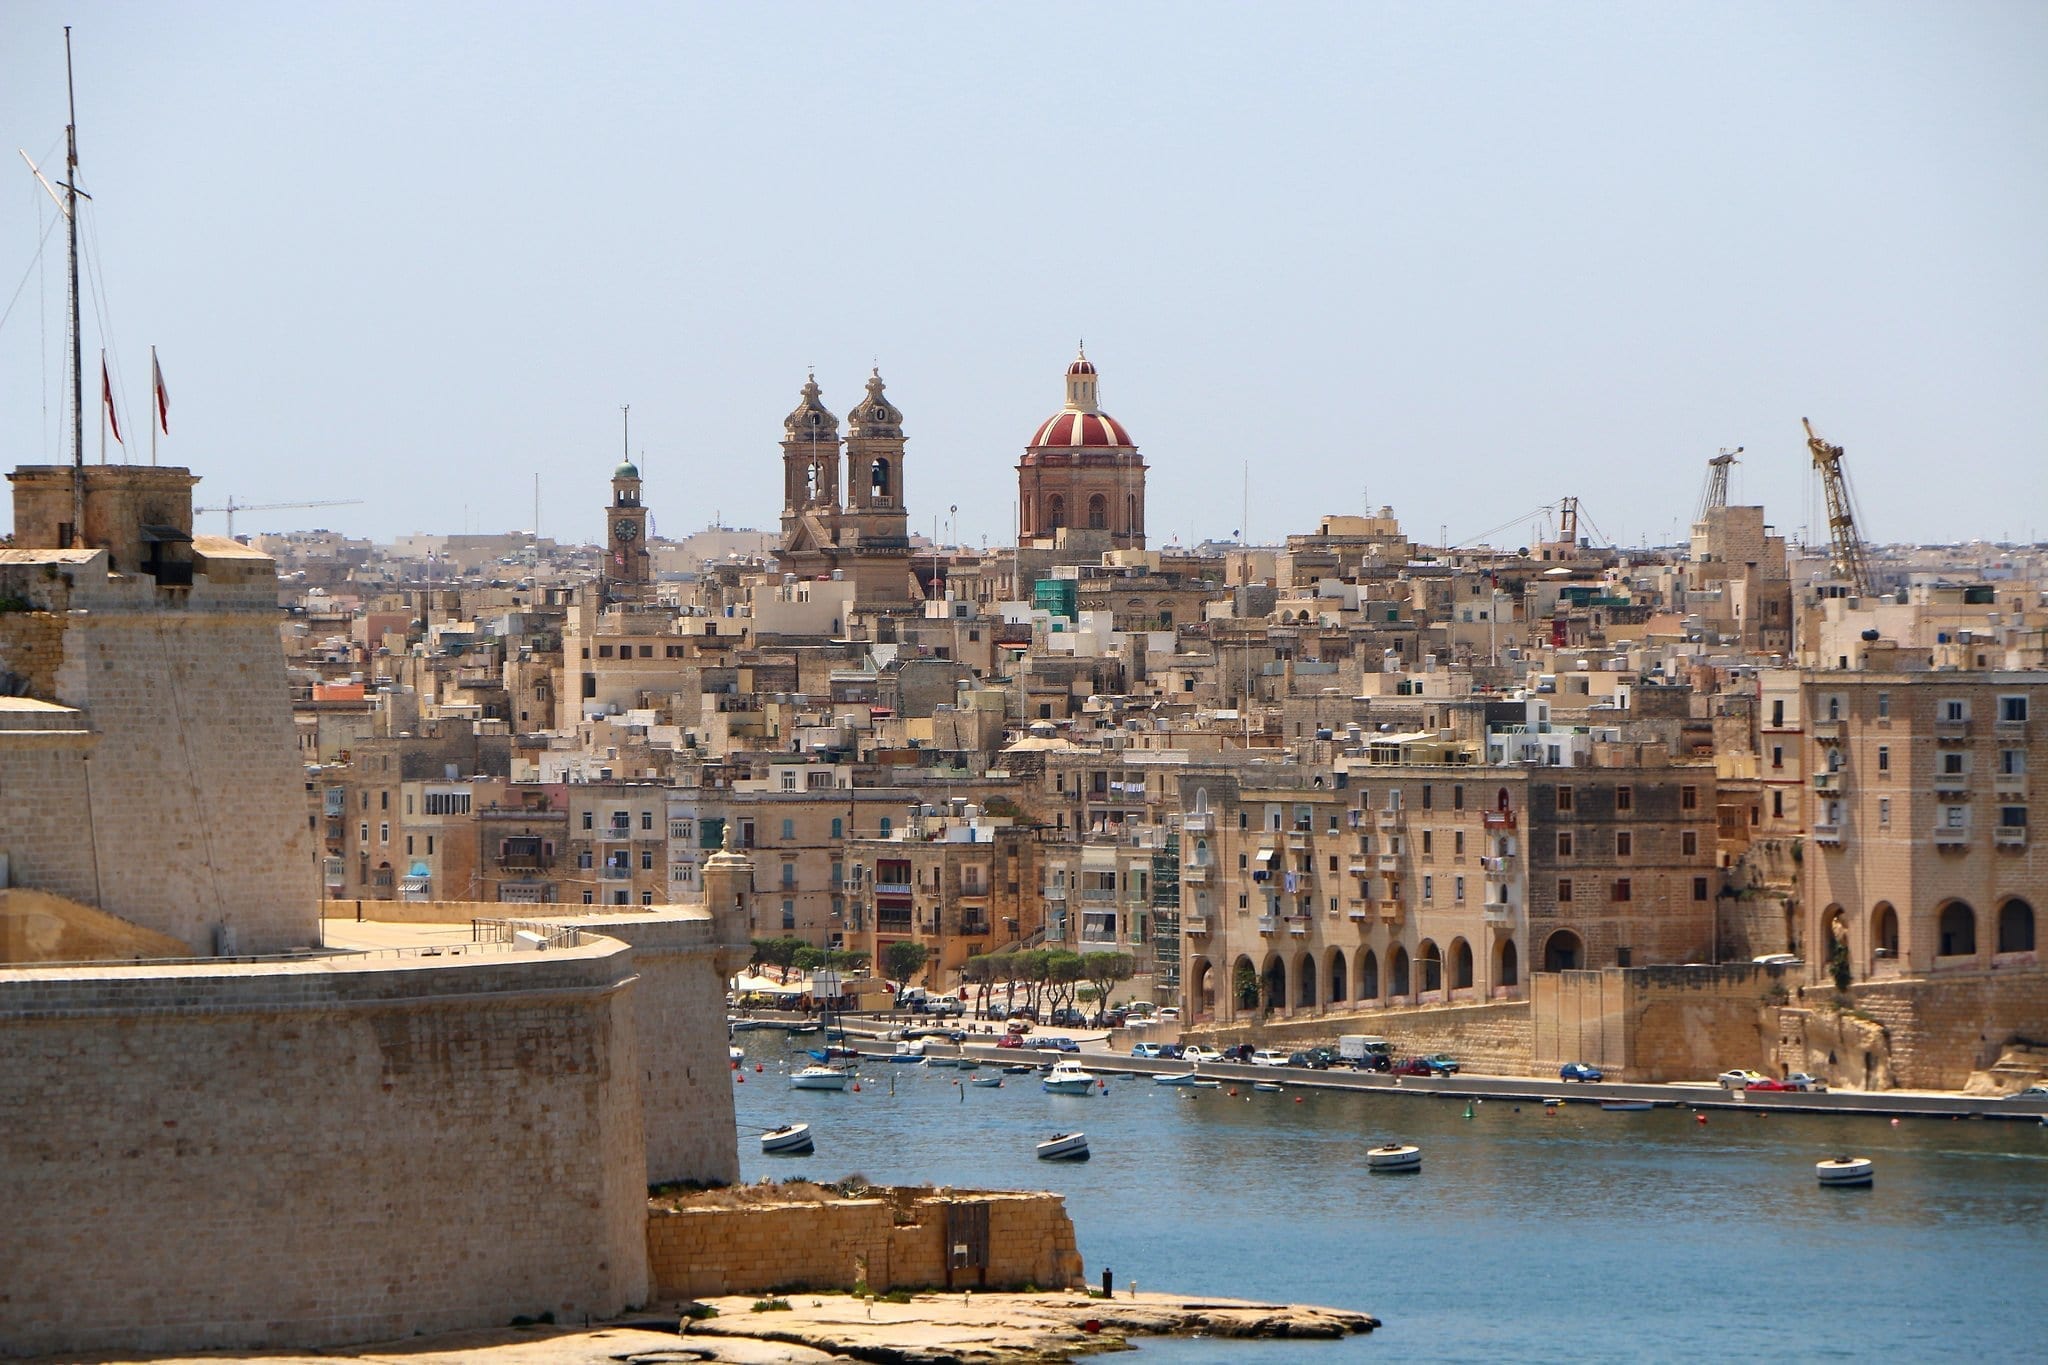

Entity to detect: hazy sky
[3,2,2043,551]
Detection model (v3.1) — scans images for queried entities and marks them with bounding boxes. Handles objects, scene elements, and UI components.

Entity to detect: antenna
[620,404,630,463]
[64,27,84,540]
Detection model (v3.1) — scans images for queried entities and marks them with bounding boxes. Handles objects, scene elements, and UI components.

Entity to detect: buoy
[736,1074,745,1083]
[730,1059,739,1070]
[852,1083,861,1092]
[1228,1088,1238,1097]
[1463,1103,1475,1120]
[1295,1096,1304,1103]
[1697,1114,1708,1125]
[755,1064,764,1073]
[1891,1118,1900,1127]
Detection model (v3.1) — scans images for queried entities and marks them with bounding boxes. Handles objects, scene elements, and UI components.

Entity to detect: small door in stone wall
[943,1201,990,1289]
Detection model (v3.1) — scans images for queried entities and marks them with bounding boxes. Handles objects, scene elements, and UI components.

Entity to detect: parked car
[1784,1073,1829,1092]
[2005,1084,2048,1099]
[1028,1036,1080,1053]
[1179,1044,1223,1063]
[1391,1058,1435,1077]
[1096,1008,1129,1029]
[1156,1042,1186,1060]
[1351,1052,1393,1073]
[1248,1049,1290,1067]
[1131,1042,1168,1059]
[1559,1061,1604,1083]
[1420,1054,1461,1076]
[1220,1043,1255,1063]
[1157,1007,1181,1022]
[924,997,964,1018]
[1745,1077,1794,1092]
[1050,1007,1087,1028]
[1288,1047,1340,1070]
[1717,1069,1767,1089]
[905,1026,967,1042]
[995,1033,1023,1049]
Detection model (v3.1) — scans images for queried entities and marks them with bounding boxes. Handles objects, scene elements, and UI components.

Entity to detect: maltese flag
[152,347,170,433]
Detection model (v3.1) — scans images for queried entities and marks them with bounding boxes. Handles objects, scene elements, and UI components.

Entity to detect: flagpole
[150,345,157,466]
[99,347,106,465]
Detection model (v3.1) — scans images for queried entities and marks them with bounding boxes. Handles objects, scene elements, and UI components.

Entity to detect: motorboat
[1599,1100,1654,1112]
[1155,1071,1204,1086]
[1003,1063,1036,1075]
[1041,1060,1100,1095]
[789,1065,852,1091]
[888,1040,929,1063]
[760,1123,814,1155]
[969,1074,1003,1088]
[1816,1156,1874,1187]
[729,1045,745,1062]
[806,1045,860,1064]
[1253,1081,1284,1093]
[1036,1131,1090,1161]
[1367,1142,1422,1172]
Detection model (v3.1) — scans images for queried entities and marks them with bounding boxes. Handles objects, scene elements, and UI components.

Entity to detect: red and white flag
[102,356,123,445]
[152,347,169,434]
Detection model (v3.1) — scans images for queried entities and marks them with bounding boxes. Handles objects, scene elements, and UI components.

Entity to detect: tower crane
[194,497,364,538]
[1801,417,1874,596]
[1696,447,1742,520]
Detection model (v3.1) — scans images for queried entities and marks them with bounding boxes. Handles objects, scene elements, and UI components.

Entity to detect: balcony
[1995,827,2027,849]
[1478,855,1509,874]
[1994,775,2027,798]
[1348,861,1372,878]
[1347,904,1369,921]
[1285,915,1311,935]
[1257,915,1280,934]
[1184,915,1210,935]
[1376,811,1404,830]
[1935,718,1971,742]
[1287,830,1312,851]
[1182,812,1216,834]
[1041,885,1067,901]
[1810,720,1843,743]
[1378,853,1401,872]
[1081,887,1118,903]
[1811,772,1842,794]
[599,825,636,841]
[876,880,914,896]
[1933,774,1971,796]
[960,916,991,937]
[1181,865,1211,885]
[1813,823,1843,846]
[601,865,633,880]
[1931,826,1969,848]
[1995,716,2028,738]
[1483,901,1515,925]
[1377,899,1405,925]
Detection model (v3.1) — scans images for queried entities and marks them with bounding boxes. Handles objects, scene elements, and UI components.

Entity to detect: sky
[2,2,2044,552]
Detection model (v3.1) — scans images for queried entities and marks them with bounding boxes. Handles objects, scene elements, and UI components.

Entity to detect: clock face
[613,519,639,543]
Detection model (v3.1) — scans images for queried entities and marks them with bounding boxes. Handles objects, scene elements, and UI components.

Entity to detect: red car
[995,1033,1023,1049]
[1745,1077,1793,1092]
[1391,1058,1434,1077]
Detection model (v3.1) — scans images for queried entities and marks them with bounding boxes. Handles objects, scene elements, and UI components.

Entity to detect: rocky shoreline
[43,1291,1375,1364]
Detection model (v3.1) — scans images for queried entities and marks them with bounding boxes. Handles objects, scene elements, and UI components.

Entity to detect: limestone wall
[1533,964,1798,1081]
[646,1190,1085,1300]
[0,943,649,1356]
[1848,966,2048,1090]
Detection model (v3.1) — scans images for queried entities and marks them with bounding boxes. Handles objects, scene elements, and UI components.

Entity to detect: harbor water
[732,1041,2048,1362]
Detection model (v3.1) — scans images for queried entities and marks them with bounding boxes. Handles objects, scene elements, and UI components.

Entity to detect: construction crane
[1802,417,1874,596]
[1696,447,1743,520]
[195,497,364,538]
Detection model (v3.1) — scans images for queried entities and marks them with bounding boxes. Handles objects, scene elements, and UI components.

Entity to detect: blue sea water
[731,1047,2048,1362]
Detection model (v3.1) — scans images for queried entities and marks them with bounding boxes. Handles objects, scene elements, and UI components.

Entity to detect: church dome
[614,460,640,480]
[1029,410,1134,448]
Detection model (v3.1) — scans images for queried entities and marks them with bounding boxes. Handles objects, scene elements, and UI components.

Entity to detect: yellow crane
[1802,417,1874,596]
[194,497,363,538]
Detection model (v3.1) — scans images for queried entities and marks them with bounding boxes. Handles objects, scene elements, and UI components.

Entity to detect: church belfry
[781,373,841,530]
[843,368,908,539]
[605,455,650,594]
[773,369,916,609]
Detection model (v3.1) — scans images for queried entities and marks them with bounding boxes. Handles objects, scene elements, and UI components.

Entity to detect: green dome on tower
[614,460,640,480]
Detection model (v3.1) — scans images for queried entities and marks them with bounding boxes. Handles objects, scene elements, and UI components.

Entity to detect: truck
[1339,1035,1393,1072]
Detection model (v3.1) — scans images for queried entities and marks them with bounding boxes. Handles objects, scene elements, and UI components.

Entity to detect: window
[831,816,844,839]
[1453,830,1465,856]
[781,771,796,791]
[1556,786,1574,813]
[2000,749,2026,775]
[1772,791,1783,819]
[1421,830,1433,855]
[424,791,470,816]
[1615,786,1633,812]
[1557,831,1574,857]
[1681,785,1697,811]
[1612,878,1632,902]
[1558,878,1573,903]
[1942,699,1968,722]
[1454,876,1466,904]
[405,836,413,856]
[781,899,796,930]
[598,644,612,658]
[1877,746,1890,773]
[641,849,654,870]
[581,890,595,904]
[1693,877,1709,901]
[378,822,389,843]
[577,850,593,870]
[2001,805,2028,828]
[405,793,413,815]
[1616,831,1634,857]
[781,818,795,840]
[641,810,654,830]
[781,862,796,888]
[1422,875,1434,902]
[582,811,594,830]
[1941,752,1967,776]
[1876,691,1890,719]
[641,891,654,905]
[359,822,369,843]
[1771,699,1785,726]
[1878,798,1891,828]
[2000,696,2029,723]
[1943,805,1966,829]
[1680,830,1697,857]
[380,790,389,811]
[1771,745,1784,770]
[1422,785,1433,810]
[1453,785,1464,811]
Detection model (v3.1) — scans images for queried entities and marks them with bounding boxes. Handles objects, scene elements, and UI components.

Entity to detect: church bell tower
[605,456,650,595]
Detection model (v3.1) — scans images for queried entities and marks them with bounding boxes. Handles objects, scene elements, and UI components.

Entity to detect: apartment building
[1804,662,2043,978]
[844,807,1040,987]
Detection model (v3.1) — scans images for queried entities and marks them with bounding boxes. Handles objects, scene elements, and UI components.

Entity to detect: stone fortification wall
[1195,1000,1534,1075]
[646,1190,1084,1300]
[0,560,318,955]
[325,901,744,1187]
[1846,967,2048,1090]
[1533,964,1795,1081]
[0,943,649,1357]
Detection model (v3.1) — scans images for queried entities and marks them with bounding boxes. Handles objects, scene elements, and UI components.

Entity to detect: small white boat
[760,1123,814,1155]
[1191,1078,1222,1089]
[970,1075,1003,1088]
[1042,1060,1100,1095]
[1155,1071,1203,1086]
[789,1065,852,1091]
[729,1045,745,1062]
[1599,1100,1654,1112]
[1253,1081,1284,1093]
[888,1040,929,1063]
[1367,1142,1422,1172]
[1816,1156,1874,1187]
[1037,1131,1090,1161]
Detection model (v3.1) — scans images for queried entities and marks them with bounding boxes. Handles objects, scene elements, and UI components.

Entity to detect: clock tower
[605,456,651,596]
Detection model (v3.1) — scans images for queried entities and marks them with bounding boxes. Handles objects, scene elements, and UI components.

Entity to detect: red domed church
[1017,348,1147,551]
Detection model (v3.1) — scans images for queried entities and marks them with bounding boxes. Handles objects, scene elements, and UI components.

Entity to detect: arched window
[1390,946,1412,996]
[870,457,892,501]
[1047,495,1067,530]
[1451,938,1474,990]
[1938,901,1977,957]
[1360,948,1380,1000]
[1328,949,1348,1003]
[1544,929,1583,972]
[1997,898,2035,954]
[1497,938,1520,987]
[1127,493,1137,531]
[1087,493,1108,529]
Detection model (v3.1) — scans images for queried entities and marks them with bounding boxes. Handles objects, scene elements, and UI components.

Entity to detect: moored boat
[760,1122,814,1155]
[1042,1060,1100,1094]
[1599,1100,1654,1112]
[1253,1081,1284,1093]
[1036,1131,1090,1161]
[1816,1156,1874,1187]
[1155,1071,1203,1086]
[970,1074,1003,1088]
[789,1065,852,1091]
[1367,1142,1422,1172]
